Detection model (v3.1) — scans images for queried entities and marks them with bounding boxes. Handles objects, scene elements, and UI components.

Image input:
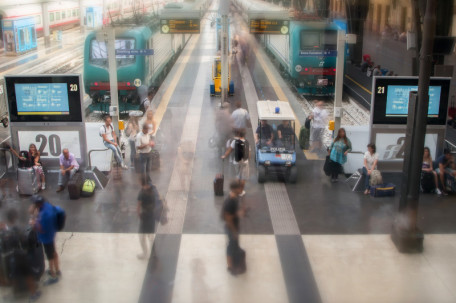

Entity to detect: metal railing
[445,140,456,154]
[0,147,13,179]
[88,148,109,168]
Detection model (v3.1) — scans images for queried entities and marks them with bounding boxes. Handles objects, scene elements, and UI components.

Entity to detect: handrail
[445,139,456,153]
[0,147,13,179]
[88,148,109,168]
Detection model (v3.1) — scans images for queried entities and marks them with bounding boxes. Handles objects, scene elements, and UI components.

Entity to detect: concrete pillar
[333,29,346,133]
[79,0,85,33]
[41,2,51,47]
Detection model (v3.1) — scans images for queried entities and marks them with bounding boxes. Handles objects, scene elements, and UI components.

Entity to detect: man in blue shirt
[436,149,456,195]
[30,195,60,285]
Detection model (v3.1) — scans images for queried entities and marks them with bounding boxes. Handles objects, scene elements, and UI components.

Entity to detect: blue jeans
[139,152,151,179]
[129,140,136,164]
[362,167,370,190]
[104,141,123,165]
[58,167,78,186]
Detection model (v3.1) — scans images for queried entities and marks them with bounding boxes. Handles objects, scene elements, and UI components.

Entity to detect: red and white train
[0,0,168,36]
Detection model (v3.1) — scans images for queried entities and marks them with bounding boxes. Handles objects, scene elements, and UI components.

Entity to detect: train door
[400,7,407,32]
[376,4,382,33]
[367,4,374,32]
[0,14,3,48]
[17,28,26,52]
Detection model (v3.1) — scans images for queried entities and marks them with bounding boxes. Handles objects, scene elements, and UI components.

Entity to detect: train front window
[323,30,338,50]
[300,31,320,49]
[90,39,136,67]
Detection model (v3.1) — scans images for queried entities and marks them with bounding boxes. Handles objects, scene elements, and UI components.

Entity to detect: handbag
[305,117,311,129]
[323,155,331,176]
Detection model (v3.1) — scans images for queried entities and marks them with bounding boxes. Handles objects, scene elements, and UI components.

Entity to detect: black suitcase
[214,174,224,196]
[26,230,44,281]
[421,172,435,193]
[67,171,83,199]
[150,149,160,171]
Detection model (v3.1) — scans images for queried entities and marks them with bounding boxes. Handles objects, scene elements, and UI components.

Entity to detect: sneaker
[56,186,64,193]
[46,269,62,277]
[239,190,246,197]
[122,164,129,170]
[41,183,46,190]
[442,191,449,196]
[44,276,59,286]
[29,290,42,302]
[436,188,442,195]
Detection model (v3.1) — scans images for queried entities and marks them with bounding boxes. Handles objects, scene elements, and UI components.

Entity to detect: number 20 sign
[18,131,81,158]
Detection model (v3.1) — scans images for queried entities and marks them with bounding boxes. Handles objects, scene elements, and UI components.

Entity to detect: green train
[83,22,191,113]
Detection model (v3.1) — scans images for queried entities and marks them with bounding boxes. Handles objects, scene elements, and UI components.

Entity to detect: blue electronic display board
[385,85,441,117]
[372,77,450,126]
[15,83,69,115]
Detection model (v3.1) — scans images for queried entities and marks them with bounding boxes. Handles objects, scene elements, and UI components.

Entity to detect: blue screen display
[385,85,441,117]
[15,83,69,115]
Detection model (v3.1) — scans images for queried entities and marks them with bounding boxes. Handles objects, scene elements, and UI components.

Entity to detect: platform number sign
[18,131,81,158]
[70,83,78,92]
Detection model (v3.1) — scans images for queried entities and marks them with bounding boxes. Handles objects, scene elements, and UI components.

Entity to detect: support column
[79,0,85,33]
[41,2,51,47]
[107,28,120,126]
[220,0,229,106]
[333,29,346,133]
[391,0,436,254]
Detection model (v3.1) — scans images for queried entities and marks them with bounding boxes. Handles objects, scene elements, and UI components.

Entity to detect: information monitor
[5,75,83,123]
[372,77,450,125]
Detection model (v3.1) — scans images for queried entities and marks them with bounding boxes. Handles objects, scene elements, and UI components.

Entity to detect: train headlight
[299,82,305,88]
[295,65,302,73]
[265,161,271,166]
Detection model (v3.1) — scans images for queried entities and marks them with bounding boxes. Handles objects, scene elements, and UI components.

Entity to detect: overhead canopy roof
[257,100,296,120]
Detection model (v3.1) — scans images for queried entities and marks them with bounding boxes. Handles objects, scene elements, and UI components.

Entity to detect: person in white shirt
[362,143,379,194]
[309,100,328,153]
[136,123,155,181]
[100,115,128,169]
[221,129,250,196]
[231,101,251,131]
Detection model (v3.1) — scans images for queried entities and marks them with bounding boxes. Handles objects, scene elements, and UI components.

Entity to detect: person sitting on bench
[56,148,79,192]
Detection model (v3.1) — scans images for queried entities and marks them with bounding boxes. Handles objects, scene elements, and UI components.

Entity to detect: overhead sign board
[250,19,289,34]
[160,19,200,34]
[115,49,154,56]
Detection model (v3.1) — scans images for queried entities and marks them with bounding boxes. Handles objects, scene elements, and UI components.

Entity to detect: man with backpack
[30,195,61,286]
[221,129,250,196]
[100,115,128,170]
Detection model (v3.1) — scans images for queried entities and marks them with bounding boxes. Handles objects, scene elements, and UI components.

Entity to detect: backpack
[18,150,33,168]
[369,170,383,186]
[234,139,249,162]
[81,179,96,197]
[54,206,66,232]
[99,124,113,137]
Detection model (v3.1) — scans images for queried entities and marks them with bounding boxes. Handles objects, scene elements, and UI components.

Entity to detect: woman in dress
[328,128,352,182]
[10,143,46,190]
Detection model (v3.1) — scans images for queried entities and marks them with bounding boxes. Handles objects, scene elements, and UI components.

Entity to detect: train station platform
[1,3,456,303]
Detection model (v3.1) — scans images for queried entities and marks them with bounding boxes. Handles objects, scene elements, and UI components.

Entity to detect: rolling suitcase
[420,172,435,193]
[150,149,160,171]
[17,167,40,195]
[214,160,224,196]
[67,171,83,199]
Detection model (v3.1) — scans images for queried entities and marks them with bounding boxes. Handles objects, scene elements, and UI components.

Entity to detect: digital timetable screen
[385,85,441,117]
[372,77,450,125]
[5,75,83,123]
[15,83,70,115]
